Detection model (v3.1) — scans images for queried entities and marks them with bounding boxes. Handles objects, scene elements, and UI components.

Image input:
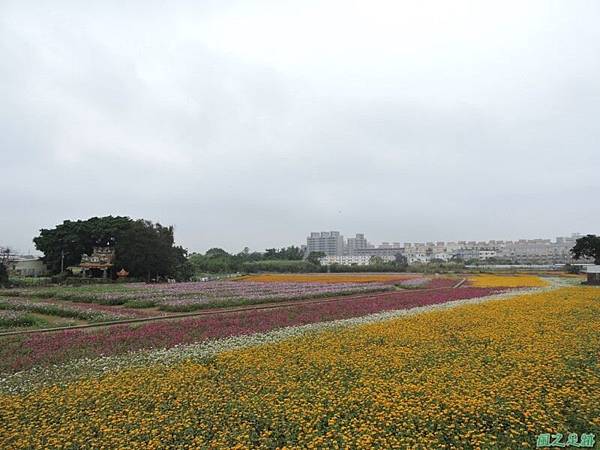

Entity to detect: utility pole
[61,250,65,273]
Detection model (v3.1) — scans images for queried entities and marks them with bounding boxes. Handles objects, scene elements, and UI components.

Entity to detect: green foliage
[564,263,581,274]
[0,263,8,287]
[112,220,176,280]
[307,251,326,265]
[0,312,46,328]
[62,277,114,286]
[7,277,52,288]
[408,261,465,274]
[263,246,304,260]
[34,216,132,273]
[571,234,600,265]
[205,248,231,258]
[0,300,94,321]
[123,299,158,308]
[0,247,9,287]
[173,247,195,282]
[369,256,384,265]
[50,272,70,284]
[189,246,309,274]
[394,253,409,269]
[327,263,407,273]
[241,260,320,273]
[189,253,237,274]
[33,216,186,279]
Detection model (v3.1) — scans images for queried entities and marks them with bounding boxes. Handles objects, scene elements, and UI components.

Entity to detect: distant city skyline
[305,230,585,264]
[2,1,600,256]
[3,227,590,257]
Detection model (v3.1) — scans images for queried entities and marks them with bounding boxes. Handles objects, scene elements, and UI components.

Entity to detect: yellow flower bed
[236,273,417,283]
[1,287,599,449]
[469,274,549,288]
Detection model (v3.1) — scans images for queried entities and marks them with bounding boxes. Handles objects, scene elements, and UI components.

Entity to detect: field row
[4,281,397,309]
[1,286,597,449]
[0,287,502,374]
[0,275,550,333]
[0,276,463,332]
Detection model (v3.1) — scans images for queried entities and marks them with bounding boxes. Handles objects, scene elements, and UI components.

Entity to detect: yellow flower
[0,287,598,449]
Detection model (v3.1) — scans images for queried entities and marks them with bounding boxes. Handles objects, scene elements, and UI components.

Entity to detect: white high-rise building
[306,231,345,256]
[345,233,368,255]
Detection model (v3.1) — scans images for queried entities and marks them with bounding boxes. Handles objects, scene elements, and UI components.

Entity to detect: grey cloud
[1,0,599,254]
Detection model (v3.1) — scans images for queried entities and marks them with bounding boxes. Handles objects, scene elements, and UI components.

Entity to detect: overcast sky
[1,0,599,254]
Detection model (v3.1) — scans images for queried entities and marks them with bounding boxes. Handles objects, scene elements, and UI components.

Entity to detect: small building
[586,265,600,285]
[8,257,49,277]
[79,247,115,278]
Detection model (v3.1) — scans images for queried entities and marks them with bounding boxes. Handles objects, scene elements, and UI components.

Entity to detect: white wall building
[345,233,369,255]
[306,231,345,256]
[8,257,48,277]
[306,232,587,264]
[319,255,395,266]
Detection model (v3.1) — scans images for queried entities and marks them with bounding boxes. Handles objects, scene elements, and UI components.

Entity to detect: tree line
[188,246,311,273]
[188,248,413,274]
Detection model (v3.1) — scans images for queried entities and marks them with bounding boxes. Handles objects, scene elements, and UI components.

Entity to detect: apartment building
[496,236,581,264]
[306,231,345,256]
[319,255,395,266]
[306,232,587,264]
[355,246,404,259]
[345,233,369,255]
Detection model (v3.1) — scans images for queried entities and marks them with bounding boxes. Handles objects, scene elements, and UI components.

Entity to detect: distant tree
[564,263,581,274]
[189,251,236,274]
[307,251,326,265]
[241,260,320,273]
[0,247,10,286]
[450,255,464,263]
[285,246,304,260]
[264,248,279,259]
[189,246,317,275]
[571,234,600,264]
[369,256,384,265]
[236,249,263,262]
[394,253,408,268]
[113,220,177,280]
[173,246,195,281]
[264,246,304,260]
[205,248,231,259]
[0,264,7,286]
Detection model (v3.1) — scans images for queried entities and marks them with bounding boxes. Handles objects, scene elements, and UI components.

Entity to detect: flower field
[0,287,500,373]
[468,274,548,288]
[397,276,459,289]
[236,273,419,283]
[3,281,395,312]
[0,310,41,328]
[151,281,393,312]
[0,297,141,323]
[0,276,460,331]
[0,286,597,449]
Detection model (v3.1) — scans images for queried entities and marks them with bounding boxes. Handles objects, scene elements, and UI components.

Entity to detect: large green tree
[33,216,132,273]
[264,246,304,260]
[571,234,600,265]
[33,216,185,279]
[307,251,326,265]
[0,247,9,286]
